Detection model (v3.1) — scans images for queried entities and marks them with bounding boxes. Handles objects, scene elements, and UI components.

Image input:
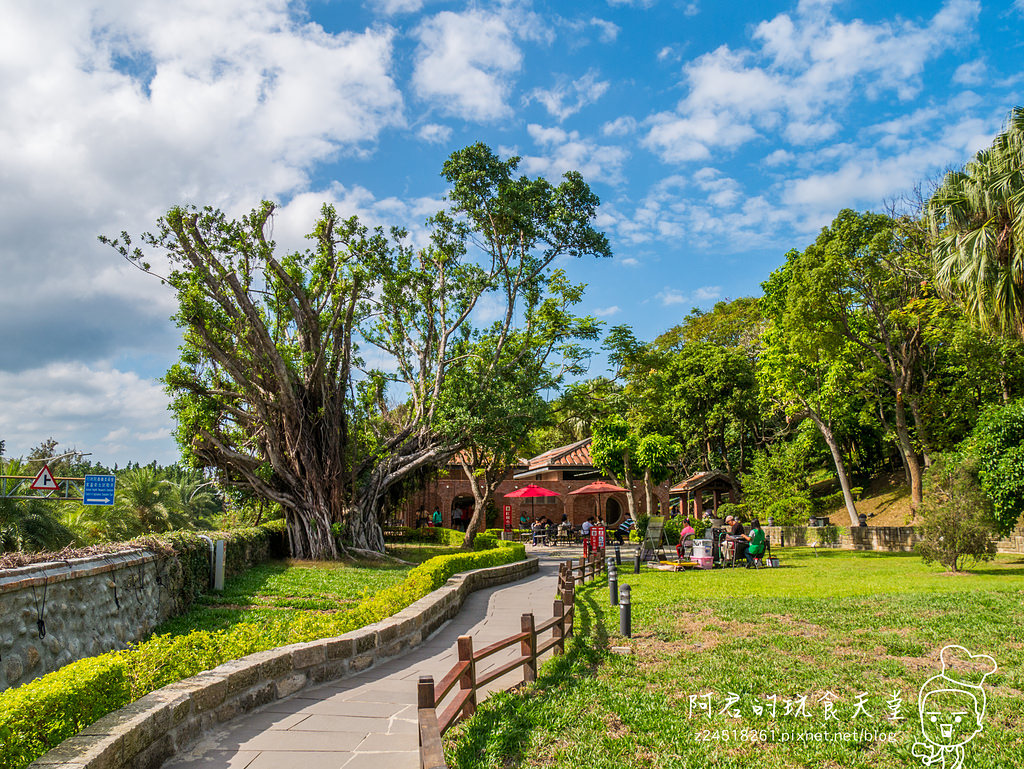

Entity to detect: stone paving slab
[166,554,564,769]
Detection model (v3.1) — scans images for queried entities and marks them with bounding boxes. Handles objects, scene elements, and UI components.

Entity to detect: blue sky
[0,0,1021,466]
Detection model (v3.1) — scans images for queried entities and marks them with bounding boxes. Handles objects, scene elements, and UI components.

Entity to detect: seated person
[743,519,766,568]
[531,518,543,545]
[676,518,696,559]
[614,516,634,545]
[726,515,748,564]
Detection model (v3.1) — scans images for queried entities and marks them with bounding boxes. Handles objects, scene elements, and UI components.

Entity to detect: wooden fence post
[457,634,477,719]
[521,613,537,683]
[418,675,446,769]
[562,586,574,637]
[553,598,564,654]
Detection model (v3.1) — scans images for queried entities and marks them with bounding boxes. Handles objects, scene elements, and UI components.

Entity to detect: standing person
[581,516,594,556]
[451,506,462,531]
[432,507,442,527]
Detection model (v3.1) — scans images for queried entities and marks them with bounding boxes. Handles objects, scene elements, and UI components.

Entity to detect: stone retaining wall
[28,556,539,769]
[0,550,183,691]
[765,524,1024,554]
[764,526,923,552]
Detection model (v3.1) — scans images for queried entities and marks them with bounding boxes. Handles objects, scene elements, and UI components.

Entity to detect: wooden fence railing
[418,555,605,769]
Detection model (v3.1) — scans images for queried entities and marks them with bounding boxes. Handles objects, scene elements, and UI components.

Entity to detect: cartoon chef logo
[912,645,996,769]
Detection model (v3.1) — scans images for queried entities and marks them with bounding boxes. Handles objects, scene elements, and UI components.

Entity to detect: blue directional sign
[83,474,116,506]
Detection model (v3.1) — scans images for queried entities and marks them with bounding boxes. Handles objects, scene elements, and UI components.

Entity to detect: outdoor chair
[677,534,694,561]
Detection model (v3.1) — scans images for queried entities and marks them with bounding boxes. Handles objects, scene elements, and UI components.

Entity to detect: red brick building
[400,438,671,529]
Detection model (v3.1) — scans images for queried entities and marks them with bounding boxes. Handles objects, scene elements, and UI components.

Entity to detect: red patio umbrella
[504,484,561,520]
[568,480,629,522]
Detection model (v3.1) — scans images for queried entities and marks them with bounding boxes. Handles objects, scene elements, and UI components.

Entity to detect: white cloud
[644,110,758,162]
[657,288,687,306]
[655,286,720,308]
[418,123,453,143]
[412,9,522,121]
[0,0,404,375]
[367,0,424,15]
[594,305,621,317]
[602,116,637,137]
[530,70,610,122]
[763,149,795,166]
[521,124,629,184]
[953,59,985,86]
[0,363,174,465]
[589,18,620,43]
[684,2,700,16]
[620,257,640,267]
[642,0,980,163]
[693,168,741,208]
[607,0,656,6]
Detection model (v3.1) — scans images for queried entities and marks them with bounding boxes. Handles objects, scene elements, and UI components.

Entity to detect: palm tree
[109,466,177,538]
[928,107,1024,337]
[0,498,74,553]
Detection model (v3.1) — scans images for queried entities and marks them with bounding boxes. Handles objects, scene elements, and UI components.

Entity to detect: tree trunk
[643,468,655,518]
[806,411,859,527]
[461,462,503,549]
[893,396,924,510]
[622,457,638,523]
[907,398,933,469]
[285,495,339,560]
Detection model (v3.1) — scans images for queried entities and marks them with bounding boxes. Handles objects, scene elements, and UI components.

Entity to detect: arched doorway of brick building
[450,495,474,531]
[605,497,623,527]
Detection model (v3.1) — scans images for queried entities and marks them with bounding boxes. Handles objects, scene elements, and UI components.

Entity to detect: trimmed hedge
[0,535,524,769]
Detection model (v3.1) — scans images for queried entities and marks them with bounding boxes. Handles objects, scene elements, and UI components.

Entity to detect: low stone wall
[0,550,182,691]
[764,526,923,552]
[28,556,539,769]
[996,522,1024,554]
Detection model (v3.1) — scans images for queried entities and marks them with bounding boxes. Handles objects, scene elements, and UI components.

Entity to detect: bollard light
[615,544,621,565]
[620,583,631,637]
[633,549,641,574]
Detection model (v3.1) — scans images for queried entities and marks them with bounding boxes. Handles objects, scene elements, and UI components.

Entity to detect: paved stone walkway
[166,549,574,769]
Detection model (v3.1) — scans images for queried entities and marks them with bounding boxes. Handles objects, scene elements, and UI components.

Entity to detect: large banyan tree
[102,144,610,558]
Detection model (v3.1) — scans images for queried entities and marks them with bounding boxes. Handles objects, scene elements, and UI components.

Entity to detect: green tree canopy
[102,144,610,558]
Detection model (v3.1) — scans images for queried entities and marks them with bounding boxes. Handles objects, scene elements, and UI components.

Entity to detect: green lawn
[156,543,461,635]
[445,548,1024,768]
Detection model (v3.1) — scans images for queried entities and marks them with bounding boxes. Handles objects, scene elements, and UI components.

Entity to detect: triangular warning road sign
[30,464,60,491]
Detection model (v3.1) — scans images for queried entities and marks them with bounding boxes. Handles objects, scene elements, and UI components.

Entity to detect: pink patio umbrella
[568,480,629,522]
[504,484,561,520]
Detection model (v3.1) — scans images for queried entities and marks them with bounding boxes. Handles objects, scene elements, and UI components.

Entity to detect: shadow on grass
[444,590,611,769]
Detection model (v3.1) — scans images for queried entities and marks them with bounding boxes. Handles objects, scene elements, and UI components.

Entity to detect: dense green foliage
[445,549,1024,768]
[0,534,524,769]
[968,399,1024,536]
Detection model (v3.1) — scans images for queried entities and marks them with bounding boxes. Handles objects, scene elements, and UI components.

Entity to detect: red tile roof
[525,437,593,470]
[669,471,735,494]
